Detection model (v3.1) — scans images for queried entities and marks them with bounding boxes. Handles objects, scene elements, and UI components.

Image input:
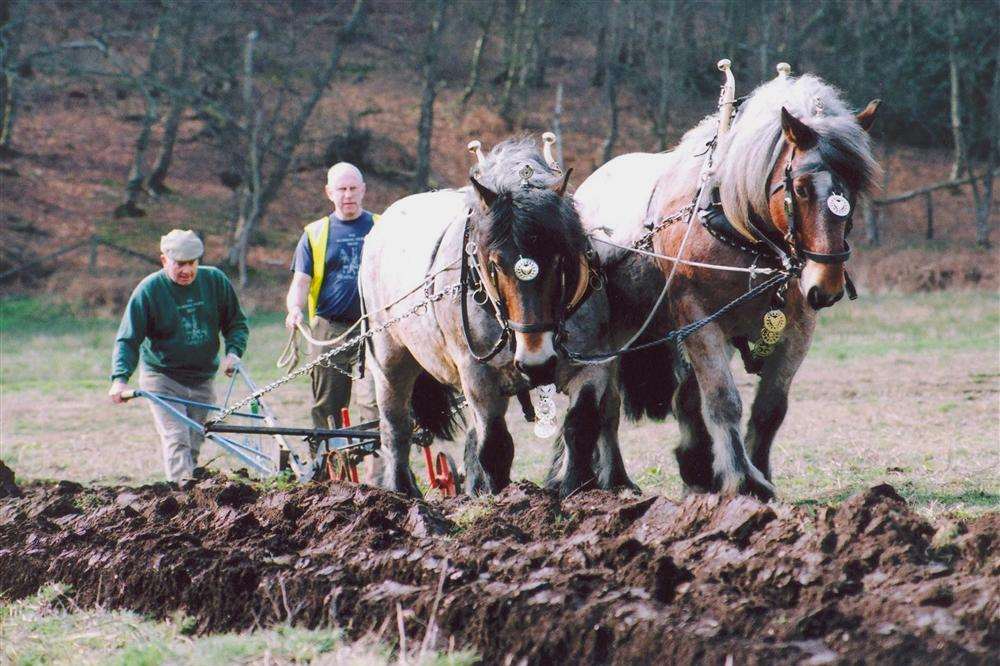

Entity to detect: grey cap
[160,229,204,261]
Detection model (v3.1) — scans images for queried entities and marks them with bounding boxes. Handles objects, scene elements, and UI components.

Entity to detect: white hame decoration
[513,256,540,281]
[826,193,851,217]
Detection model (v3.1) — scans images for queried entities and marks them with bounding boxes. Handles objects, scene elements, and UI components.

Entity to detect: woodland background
[0,0,997,310]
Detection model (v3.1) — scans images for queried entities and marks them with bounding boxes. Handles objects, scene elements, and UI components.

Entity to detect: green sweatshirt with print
[111,266,249,385]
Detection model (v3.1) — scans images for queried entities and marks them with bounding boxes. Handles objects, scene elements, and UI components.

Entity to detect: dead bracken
[0,474,996,665]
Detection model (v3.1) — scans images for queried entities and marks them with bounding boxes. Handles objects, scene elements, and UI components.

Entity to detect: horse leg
[671,368,715,493]
[746,299,816,481]
[593,377,639,493]
[543,381,601,498]
[683,323,775,501]
[369,339,423,497]
[460,374,513,496]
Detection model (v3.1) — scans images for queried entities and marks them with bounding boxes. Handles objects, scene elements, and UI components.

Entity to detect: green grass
[811,291,999,360]
[0,585,477,666]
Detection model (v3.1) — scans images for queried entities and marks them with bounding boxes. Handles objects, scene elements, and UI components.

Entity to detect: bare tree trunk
[116,18,169,218]
[653,0,676,151]
[948,8,966,181]
[758,6,771,82]
[147,1,198,196]
[863,199,880,246]
[971,40,998,248]
[600,1,622,164]
[229,0,367,279]
[867,141,893,244]
[459,3,496,109]
[414,0,448,192]
[591,23,606,88]
[525,0,550,88]
[232,30,259,285]
[0,0,27,157]
[498,0,526,125]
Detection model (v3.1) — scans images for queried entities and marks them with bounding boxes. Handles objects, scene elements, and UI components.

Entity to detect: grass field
[1,584,475,666]
[2,291,998,517]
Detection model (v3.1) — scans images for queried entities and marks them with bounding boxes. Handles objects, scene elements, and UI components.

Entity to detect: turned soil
[0,468,996,664]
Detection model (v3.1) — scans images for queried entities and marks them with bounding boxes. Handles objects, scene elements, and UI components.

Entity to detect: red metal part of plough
[321,408,460,497]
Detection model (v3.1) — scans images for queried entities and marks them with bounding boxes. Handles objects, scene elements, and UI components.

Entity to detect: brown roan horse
[574,74,881,500]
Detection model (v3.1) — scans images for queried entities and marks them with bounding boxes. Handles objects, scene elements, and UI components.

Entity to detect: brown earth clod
[0,478,996,665]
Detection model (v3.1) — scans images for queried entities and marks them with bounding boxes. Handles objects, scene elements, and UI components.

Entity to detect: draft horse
[360,138,633,498]
[575,74,880,500]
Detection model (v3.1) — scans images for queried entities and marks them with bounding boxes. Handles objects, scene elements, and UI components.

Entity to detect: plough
[122,366,461,496]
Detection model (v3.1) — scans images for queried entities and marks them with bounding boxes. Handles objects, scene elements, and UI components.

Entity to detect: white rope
[589,234,778,276]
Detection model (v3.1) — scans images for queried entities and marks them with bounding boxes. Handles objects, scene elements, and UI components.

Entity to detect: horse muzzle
[515,355,557,386]
[806,285,844,310]
[513,329,557,385]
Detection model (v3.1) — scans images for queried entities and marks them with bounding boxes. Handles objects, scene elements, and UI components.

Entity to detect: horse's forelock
[474,136,562,193]
[466,136,584,261]
[478,188,586,262]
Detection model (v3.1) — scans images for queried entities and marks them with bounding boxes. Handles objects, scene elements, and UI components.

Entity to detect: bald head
[327,162,364,187]
[325,162,366,220]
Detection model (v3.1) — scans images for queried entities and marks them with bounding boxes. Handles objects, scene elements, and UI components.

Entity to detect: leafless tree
[229,0,368,285]
[413,0,449,192]
[147,0,199,196]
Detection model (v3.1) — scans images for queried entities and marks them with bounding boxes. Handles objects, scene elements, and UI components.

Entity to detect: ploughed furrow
[0,471,996,665]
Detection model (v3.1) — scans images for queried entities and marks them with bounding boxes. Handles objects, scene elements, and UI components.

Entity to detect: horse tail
[618,342,678,421]
[410,371,463,440]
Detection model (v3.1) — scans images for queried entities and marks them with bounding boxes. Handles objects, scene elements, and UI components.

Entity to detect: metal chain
[633,203,696,251]
[208,282,462,425]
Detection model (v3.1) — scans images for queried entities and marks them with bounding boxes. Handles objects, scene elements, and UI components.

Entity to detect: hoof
[598,469,641,495]
[715,472,776,503]
[737,476,776,502]
[383,467,424,498]
[559,475,596,499]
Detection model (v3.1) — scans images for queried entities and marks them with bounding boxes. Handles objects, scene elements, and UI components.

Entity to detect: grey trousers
[308,317,378,429]
[138,368,215,482]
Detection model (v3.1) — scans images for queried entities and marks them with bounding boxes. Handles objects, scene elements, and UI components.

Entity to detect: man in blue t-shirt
[285,162,378,440]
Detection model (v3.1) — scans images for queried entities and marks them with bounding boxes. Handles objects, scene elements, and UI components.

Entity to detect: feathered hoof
[383,466,424,499]
[736,474,776,502]
[715,466,776,503]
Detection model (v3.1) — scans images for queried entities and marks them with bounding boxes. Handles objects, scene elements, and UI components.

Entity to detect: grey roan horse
[360,138,634,498]
[575,74,880,500]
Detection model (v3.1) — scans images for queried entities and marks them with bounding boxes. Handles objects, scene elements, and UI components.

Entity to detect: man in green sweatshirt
[109,229,249,483]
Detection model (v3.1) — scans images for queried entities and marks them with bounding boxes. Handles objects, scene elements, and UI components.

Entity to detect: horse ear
[856,99,881,132]
[780,107,818,149]
[470,177,497,209]
[552,167,574,197]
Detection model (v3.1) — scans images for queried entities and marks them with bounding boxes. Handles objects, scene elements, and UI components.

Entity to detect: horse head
[765,100,879,309]
[467,166,588,385]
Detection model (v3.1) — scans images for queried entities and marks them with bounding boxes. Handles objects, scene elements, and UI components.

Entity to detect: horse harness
[459,208,601,363]
[698,146,859,301]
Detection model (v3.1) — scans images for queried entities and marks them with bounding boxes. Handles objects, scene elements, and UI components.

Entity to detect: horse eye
[793,184,809,199]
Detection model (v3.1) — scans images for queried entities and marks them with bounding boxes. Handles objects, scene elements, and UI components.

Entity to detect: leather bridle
[753,146,855,268]
[460,211,597,362]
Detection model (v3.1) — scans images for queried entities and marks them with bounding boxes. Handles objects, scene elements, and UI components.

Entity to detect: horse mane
[656,74,880,233]
[466,137,587,261]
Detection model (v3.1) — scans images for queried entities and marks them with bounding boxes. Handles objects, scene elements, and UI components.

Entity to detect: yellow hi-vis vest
[303,213,379,320]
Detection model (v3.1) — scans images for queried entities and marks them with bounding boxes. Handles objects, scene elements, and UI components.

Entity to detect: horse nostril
[514,360,525,374]
[807,286,821,310]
